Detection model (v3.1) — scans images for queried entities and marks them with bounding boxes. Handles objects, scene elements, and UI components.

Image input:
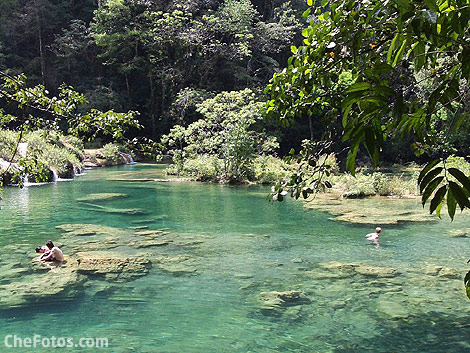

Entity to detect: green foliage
[99,143,122,164]
[0,72,141,140]
[265,0,470,219]
[166,154,292,184]
[0,129,84,183]
[249,155,293,185]
[419,156,470,220]
[162,89,279,183]
[332,171,417,199]
[217,0,257,35]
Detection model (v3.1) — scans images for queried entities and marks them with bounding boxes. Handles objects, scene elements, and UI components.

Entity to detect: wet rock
[354,264,398,278]
[0,261,84,307]
[76,193,128,202]
[153,255,197,276]
[132,239,172,248]
[424,265,461,279]
[258,290,310,309]
[447,229,470,238]
[234,273,254,279]
[291,258,304,264]
[304,193,434,225]
[319,261,399,278]
[376,296,409,319]
[76,253,151,281]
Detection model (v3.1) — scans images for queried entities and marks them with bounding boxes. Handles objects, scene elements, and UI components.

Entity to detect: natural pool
[0,163,470,352]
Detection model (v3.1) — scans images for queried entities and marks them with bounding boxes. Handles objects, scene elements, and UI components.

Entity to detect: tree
[0,71,140,186]
[265,0,470,220]
[162,89,278,182]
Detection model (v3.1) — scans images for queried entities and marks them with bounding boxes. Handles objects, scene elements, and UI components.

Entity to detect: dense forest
[0,0,310,146]
[1,0,470,218]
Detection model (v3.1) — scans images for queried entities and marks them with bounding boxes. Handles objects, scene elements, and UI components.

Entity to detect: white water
[120,152,136,164]
[17,142,28,157]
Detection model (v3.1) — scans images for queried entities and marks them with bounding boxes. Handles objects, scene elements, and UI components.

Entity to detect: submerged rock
[376,296,409,319]
[318,261,399,278]
[0,260,84,308]
[56,223,127,237]
[258,290,310,309]
[76,193,128,202]
[447,229,470,238]
[424,265,461,280]
[76,253,151,281]
[153,255,197,276]
[304,193,434,225]
[80,202,148,215]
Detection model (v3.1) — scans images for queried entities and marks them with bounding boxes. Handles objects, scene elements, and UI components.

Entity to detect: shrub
[250,155,292,184]
[100,143,121,164]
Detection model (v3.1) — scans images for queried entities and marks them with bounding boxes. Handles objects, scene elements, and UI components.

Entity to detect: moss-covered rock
[258,290,310,310]
[76,193,128,202]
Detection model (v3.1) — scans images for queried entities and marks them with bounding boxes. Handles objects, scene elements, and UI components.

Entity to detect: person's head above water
[376,227,382,234]
[46,240,54,249]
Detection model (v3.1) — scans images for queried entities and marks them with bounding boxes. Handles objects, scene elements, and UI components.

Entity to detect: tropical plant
[162,89,279,183]
[265,0,470,220]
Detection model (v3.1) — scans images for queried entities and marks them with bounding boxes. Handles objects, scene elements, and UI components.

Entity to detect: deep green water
[1,163,470,352]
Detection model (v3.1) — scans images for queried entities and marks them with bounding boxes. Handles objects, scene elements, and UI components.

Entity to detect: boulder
[376,296,409,319]
[318,261,399,278]
[0,260,84,308]
[424,265,461,279]
[258,290,310,309]
[76,253,151,281]
[76,193,128,202]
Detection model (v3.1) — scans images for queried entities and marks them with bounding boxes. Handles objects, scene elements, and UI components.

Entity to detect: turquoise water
[0,163,470,352]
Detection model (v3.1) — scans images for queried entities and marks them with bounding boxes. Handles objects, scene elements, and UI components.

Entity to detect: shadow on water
[333,313,470,353]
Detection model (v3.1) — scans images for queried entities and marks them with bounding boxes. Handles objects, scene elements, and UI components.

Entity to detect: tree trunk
[148,73,157,137]
[125,74,130,98]
[37,11,47,87]
[308,115,314,140]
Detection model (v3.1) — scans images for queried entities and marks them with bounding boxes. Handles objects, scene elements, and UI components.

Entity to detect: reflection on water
[0,163,469,352]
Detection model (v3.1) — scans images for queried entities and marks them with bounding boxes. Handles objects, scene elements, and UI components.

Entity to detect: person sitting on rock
[35,246,49,254]
[40,240,64,262]
[366,227,381,246]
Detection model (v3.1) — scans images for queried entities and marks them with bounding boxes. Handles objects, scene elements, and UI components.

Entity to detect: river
[0,163,469,352]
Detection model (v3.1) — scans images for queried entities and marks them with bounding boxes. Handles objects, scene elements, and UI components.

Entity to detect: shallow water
[0,163,470,352]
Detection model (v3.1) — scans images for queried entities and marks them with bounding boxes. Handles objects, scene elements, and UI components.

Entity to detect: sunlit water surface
[0,164,470,352]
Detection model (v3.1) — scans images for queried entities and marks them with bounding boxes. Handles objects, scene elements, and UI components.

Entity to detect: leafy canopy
[162,89,278,182]
[265,0,470,220]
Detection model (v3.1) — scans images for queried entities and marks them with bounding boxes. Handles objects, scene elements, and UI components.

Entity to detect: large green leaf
[422,176,444,205]
[448,168,470,194]
[448,181,470,211]
[447,187,457,220]
[419,167,443,193]
[345,82,372,93]
[429,185,447,214]
[364,127,379,167]
[418,159,440,185]
[424,0,439,12]
[413,42,426,71]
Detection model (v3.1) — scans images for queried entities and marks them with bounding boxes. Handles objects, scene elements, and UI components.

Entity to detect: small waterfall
[52,169,58,182]
[18,142,30,186]
[120,152,136,165]
[18,142,28,158]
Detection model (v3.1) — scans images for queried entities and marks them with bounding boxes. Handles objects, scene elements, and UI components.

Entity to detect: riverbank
[0,128,136,185]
